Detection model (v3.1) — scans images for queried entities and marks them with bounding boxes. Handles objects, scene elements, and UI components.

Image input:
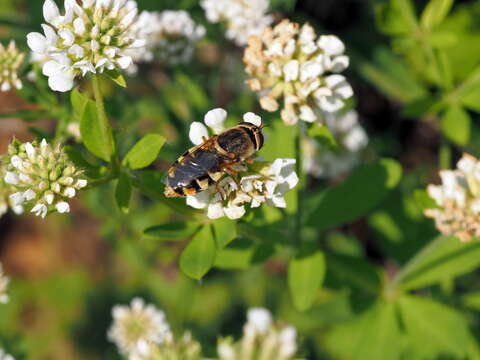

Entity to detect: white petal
[64,187,76,198]
[318,35,345,56]
[299,105,317,122]
[207,202,225,219]
[48,72,75,92]
[224,204,245,219]
[189,121,209,145]
[9,192,24,206]
[73,17,86,35]
[31,203,48,218]
[247,308,272,334]
[186,191,209,209]
[59,29,75,46]
[56,201,70,213]
[43,0,60,24]
[4,171,19,185]
[283,60,299,82]
[43,60,62,77]
[1,82,11,92]
[204,108,227,134]
[10,155,23,169]
[117,56,132,69]
[243,112,262,127]
[329,55,349,72]
[25,142,36,159]
[76,179,88,188]
[26,32,47,53]
[41,24,58,44]
[24,189,36,201]
[267,195,287,208]
[319,95,345,113]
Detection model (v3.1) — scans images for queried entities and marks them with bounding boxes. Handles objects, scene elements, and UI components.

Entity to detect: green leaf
[144,222,200,241]
[397,236,480,291]
[212,218,237,248]
[104,69,127,88]
[398,295,470,359]
[307,124,338,151]
[440,105,471,146]
[306,159,402,230]
[420,0,454,30]
[375,0,418,36]
[115,172,132,214]
[214,238,274,270]
[180,225,216,280]
[355,47,427,103]
[413,189,439,211]
[70,89,89,117]
[122,134,166,169]
[80,101,115,162]
[460,85,480,113]
[175,72,209,112]
[324,301,403,360]
[288,243,325,311]
[326,254,382,295]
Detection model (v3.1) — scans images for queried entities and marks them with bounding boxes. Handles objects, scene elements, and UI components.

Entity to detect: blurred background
[2,0,480,359]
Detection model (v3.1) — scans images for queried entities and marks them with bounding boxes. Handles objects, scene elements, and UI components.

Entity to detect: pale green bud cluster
[0,262,9,304]
[217,308,298,360]
[0,41,24,92]
[2,139,87,218]
[144,333,202,360]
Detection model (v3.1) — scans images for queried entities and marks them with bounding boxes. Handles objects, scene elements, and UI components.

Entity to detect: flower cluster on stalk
[425,153,480,242]
[108,297,172,360]
[0,263,9,305]
[201,0,273,46]
[185,109,299,220]
[2,139,87,219]
[303,110,368,179]
[244,19,352,125]
[0,41,25,92]
[27,0,147,92]
[130,10,205,68]
[217,308,298,360]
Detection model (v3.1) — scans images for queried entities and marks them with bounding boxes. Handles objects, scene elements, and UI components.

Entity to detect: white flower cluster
[2,139,87,218]
[303,110,368,179]
[186,109,299,220]
[218,308,298,360]
[0,263,9,304]
[108,297,172,360]
[201,0,273,46]
[130,10,205,67]
[425,154,480,242]
[0,349,14,360]
[27,0,147,92]
[244,20,352,125]
[0,41,25,92]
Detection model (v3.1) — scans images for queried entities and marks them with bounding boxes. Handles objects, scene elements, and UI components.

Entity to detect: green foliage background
[2,0,480,359]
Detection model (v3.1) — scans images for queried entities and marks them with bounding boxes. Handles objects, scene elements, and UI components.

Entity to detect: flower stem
[91,74,118,167]
[295,121,306,246]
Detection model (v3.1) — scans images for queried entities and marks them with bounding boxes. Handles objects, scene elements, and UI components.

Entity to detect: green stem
[439,139,451,170]
[295,121,306,247]
[91,74,118,167]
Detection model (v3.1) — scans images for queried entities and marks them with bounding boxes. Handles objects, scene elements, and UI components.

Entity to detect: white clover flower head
[26,0,147,92]
[244,20,352,125]
[184,109,298,220]
[0,41,25,92]
[303,110,369,179]
[108,297,171,359]
[126,10,204,71]
[425,153,480,242]
[0,349,14,360]
[217,308,298,360]
[3,138,87,219]
[201,0,272,46]
[0,263,10,304]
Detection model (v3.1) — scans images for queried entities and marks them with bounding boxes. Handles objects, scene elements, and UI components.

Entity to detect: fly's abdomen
[165,150,223,196]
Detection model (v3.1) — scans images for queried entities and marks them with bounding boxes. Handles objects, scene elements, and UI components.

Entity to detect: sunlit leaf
[80,101,115,162]
[104,69,127,88]
[420,0,454,30]
[122,133,166,169]
[440,105,471,146]
[397,236,480,291]
[180,225,216,279]
[288,244,325,311]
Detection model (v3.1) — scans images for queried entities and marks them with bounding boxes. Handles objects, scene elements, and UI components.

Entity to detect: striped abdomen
[165,149,227,196]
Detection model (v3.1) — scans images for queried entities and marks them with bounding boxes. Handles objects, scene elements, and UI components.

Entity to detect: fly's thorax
[216,123,264,160]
